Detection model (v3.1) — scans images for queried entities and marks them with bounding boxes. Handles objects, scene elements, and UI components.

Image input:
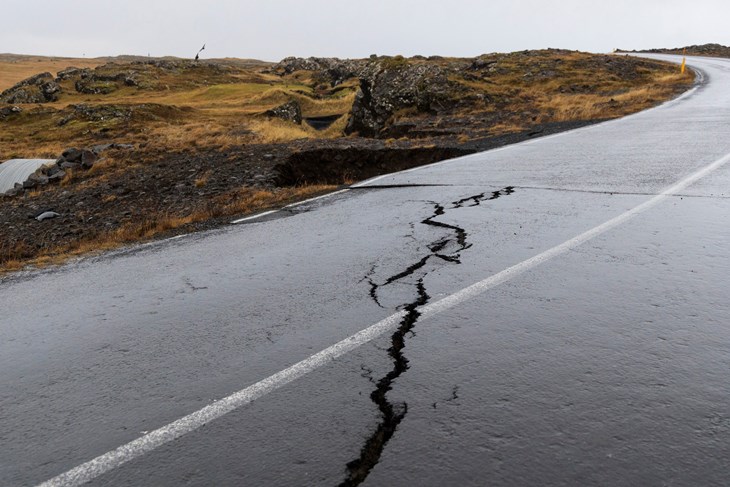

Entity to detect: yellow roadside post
[681,48,687,74]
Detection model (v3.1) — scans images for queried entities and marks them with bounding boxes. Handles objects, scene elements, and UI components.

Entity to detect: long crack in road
[340,187,515,486]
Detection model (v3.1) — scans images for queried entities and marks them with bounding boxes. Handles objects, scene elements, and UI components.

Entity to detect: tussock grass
[249,114,349,143]
[531,71,693,123]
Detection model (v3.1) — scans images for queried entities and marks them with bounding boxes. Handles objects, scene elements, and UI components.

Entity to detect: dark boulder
[62,148,83,162]
[55,147,97,170]
[81,150,98,169]
[0,105,22,119]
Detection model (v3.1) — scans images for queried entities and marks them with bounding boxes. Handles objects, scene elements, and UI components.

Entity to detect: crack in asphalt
[452,186,515,208]
[339,187,514,486]
[340,279,429,487]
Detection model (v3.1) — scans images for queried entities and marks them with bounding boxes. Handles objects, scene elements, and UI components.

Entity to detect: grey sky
[2,0,728,61]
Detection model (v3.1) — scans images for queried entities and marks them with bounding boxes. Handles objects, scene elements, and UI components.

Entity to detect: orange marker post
[681,48,686,74]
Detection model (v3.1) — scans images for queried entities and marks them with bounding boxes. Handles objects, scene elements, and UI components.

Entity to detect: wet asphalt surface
[2,54,730,486]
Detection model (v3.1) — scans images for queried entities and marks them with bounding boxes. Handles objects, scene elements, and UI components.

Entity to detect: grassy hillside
[0,50,694,273]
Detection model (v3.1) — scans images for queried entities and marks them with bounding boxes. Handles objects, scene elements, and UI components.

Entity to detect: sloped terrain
[0,50,693,272]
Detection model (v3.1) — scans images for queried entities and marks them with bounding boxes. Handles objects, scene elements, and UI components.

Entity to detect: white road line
[38,149,730,487]
[282,188,350,208]
[230,189,351,224]
[230,209,279,224]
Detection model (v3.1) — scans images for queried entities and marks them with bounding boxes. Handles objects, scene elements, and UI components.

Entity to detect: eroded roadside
[0,121,588,275]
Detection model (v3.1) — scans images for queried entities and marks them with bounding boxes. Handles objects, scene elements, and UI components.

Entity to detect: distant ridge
[0,53,272,68]
[618,43,730,58]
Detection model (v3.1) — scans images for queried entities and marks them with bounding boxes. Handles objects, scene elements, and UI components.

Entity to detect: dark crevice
[368,279,384,308]
[435,253,461,263]
[343,187,515,486]
[422,204,470,250]
[382,255,432,286]
[340,280,429,487]
[452,185,514,208]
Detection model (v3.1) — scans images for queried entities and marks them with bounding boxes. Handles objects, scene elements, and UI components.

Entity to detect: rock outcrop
[345,60,455,137]
[264,100,302,124]
[273,57,369,86]
[0,73,62,104]
[73,69,140,95]
[273,56,460,137]
[630,43,730,58]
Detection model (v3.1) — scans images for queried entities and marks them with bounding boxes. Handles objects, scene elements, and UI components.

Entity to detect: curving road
[2,54,730,486]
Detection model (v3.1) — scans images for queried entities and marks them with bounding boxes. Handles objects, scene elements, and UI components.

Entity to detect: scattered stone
[36,211,60,222]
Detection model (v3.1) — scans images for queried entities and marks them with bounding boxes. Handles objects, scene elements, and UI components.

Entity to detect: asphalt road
[2,54,730,486]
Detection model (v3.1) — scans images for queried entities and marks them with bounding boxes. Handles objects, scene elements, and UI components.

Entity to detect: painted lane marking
[37,148,730,487]
[230,189,351,224]
[230,209,279,224]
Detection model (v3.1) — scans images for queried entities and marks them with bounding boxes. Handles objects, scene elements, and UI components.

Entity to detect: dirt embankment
[0,50,695,273]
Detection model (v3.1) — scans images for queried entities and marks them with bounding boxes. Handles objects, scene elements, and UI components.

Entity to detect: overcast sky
[2,0,728,61]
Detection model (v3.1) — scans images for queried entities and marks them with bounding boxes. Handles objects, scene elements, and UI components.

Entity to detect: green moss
[381,55,410,70]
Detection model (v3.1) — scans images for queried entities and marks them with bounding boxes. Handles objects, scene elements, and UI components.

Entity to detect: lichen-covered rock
[264,100,302,124]
[0,72,62,104]
[273,57,368,86]
[272,56,462,137]
[345,60,456,137]
[56,67,89,81]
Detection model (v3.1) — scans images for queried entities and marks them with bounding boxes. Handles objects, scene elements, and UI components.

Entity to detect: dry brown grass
[0,55,102,91]
[0,184,338,274]
[0,55,355,158]
[194,170,212,188]
[531,71,692,123]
